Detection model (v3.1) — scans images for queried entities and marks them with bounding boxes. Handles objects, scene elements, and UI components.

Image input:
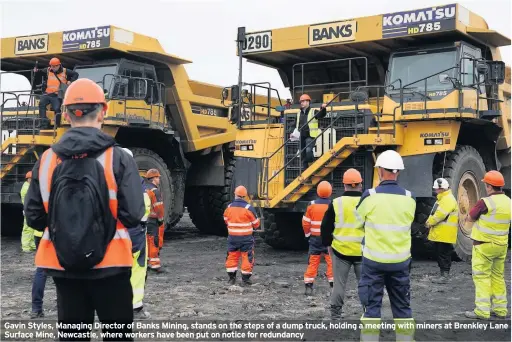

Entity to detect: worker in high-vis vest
[34,57,78,128]
[356,150,416,341]
[224,185,260,286]
[321,168,364,320]
[465,170,511,320]
[425,177,459,284]
[20,171,37,252]
[292,94,327,170]
[123,148,152,319]
[302,181,333,296]
[146,168,166,273]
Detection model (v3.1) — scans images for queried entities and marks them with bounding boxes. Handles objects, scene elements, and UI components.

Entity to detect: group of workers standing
[19,82,510,342]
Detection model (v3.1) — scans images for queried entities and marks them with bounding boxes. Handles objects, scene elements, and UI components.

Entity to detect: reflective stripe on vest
[142,192,151,222]
[46,68,67,94]
[35,147,133,270]
[296,107,319,138]
[471,194,511,245]
[359,188,415,263]
[427,190,459,244]
[332,196,364,256]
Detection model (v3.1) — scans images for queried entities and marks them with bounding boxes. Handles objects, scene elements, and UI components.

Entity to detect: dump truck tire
[186,187,213,234]
[131,148,175,228]
[416,145,487,261]
[206,156,236,237]
[1,204,23,237]
[262,210,308,250]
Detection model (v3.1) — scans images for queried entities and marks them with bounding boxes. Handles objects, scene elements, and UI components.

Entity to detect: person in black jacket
[33,57,79,128]
[25,79,143,341]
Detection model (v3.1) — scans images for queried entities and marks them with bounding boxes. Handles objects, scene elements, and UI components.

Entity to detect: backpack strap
[39,148,60,213]
[95,147,118,219]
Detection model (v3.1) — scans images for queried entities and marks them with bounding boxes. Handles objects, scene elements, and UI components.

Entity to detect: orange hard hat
[482,170,505,187]
[146,169,161,179]
[63,78,108,108]
[343,168,363,186]
[26,171,32,179]
[49,57,61,66]
[299,94,311,102]
[317,181,332,198]
[234,185,248,197]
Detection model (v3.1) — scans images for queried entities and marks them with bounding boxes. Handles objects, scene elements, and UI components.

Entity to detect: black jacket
[35,66,79,93]
[321,190,363,262]
[24,127,145,278]
[298,106,327,139]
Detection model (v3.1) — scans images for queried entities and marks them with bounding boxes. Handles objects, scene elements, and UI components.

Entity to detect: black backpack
[47,149,117,271]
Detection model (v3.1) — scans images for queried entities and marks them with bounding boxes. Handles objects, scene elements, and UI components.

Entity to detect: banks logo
[309,20,356,46]
[14,34,48,55]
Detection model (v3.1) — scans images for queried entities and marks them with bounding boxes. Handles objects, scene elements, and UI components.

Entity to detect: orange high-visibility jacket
[302,198,331,237]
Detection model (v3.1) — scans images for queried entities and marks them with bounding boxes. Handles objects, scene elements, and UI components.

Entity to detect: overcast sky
[0,0,510,99]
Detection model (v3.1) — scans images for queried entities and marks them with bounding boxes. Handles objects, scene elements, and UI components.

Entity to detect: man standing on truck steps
[425,178,459,284]
[356,150,416,341]
[34,57,79,129]
[321,169,364,320]
[146,169,166,273]
[224,185,260,286]
[24,78,144,340]
[123,149,152,319]
[465,170,510,320]
[294,94,327,170]
[302,181,333,296]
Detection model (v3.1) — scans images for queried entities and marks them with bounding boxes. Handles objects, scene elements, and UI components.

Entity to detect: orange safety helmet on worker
[302,181,334,294]
[223,185,260,285]
[33,78,132,272]
[145,168,165,272]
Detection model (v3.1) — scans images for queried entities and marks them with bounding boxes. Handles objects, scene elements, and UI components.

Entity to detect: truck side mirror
[485,61,506,85]
[230,85,240,102]
[222,88,229,101]
[476,62,489,75]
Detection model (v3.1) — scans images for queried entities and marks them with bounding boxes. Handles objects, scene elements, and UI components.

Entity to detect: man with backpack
[24,78,144,340]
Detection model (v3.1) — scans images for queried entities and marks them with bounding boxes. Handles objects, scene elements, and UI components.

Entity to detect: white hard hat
[433,178,450,189]
[122,147,133,157]
[374,150,404,173]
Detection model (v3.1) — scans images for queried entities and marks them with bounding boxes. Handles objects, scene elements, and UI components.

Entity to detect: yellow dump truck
[0,25,278,236]
[223,4,511,260]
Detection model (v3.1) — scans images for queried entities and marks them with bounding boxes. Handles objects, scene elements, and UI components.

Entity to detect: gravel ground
[1,214,511,341]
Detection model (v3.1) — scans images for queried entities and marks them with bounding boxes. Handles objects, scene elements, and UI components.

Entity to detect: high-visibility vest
[357,188,416,263]
[427,190,459,244]
[471,194,511,245]
[223,200,260,236]
[46,68,67,94]
[148,186,164,221]
[296,107,319,138]
[302,199,330,237]
[35,146,133,271]
[142,191,151,222]
[332,196,364,256]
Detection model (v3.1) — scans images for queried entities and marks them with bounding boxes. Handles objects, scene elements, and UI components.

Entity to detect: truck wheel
[1,204,23,237]
[206,156,236,237]
[131,148,175,228]
[186,187,213,234]
[418,146,487,261]
[262,210,308,250]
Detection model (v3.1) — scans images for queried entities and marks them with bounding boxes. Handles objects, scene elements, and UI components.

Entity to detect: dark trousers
[435,242,453,272]
[358,258,412,318]
[300,136,314,169]
[53,272,134,341]
[39,93,61,124]
[32,236,47,313]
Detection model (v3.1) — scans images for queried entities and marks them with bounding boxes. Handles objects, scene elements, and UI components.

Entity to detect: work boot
[133,307,151,320]
[304,283,313,296]
[30,311,44,319]
[149,267,165,273]
[491,312,509,319]
[39,118,51,130]
[464,311,489,320]
[228,272,237,285]
[330,305,343,320]
[242,274,252,286]
[432,270,449,284]
[329,281,333,288]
